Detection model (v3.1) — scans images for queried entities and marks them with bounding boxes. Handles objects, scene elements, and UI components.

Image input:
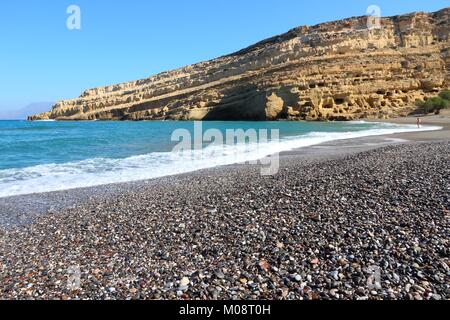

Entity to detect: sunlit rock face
[30,8,449,121]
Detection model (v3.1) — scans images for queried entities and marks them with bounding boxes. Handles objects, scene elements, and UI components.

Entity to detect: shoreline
[1,115,450,227]
[370,113,450,141]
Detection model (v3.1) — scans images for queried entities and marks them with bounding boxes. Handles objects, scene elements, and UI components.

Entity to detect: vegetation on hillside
[414,90,450,114]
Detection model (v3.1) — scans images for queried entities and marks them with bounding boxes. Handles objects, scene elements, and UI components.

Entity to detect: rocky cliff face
[30,8,450,121]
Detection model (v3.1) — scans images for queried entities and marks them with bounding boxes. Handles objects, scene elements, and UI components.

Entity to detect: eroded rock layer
[30,8,450,121]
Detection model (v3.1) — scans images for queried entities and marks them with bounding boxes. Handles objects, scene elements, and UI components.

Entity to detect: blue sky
[0,0,447,111]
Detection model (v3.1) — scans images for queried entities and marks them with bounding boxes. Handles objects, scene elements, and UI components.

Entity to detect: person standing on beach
[417,117,422,128]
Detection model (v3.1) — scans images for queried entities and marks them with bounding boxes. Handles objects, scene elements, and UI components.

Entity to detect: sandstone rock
[265,92,285,120]
[29,8,450,121]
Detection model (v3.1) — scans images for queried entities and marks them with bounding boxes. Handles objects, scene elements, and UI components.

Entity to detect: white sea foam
[0,123,441,197]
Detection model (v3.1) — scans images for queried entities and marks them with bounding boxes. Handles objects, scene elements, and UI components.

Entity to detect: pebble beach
[0,119,449,300]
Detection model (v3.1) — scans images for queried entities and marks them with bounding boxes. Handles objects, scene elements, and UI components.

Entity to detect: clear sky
[0,0,447,111]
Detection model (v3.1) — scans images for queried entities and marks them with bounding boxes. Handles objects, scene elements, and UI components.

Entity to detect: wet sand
[373,112,450,141]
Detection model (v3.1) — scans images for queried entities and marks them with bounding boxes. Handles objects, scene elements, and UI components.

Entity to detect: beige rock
[265,92,284,120]
[29,8,450,121]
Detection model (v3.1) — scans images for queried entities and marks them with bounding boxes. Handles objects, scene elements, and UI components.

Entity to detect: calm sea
[0,120,438,197]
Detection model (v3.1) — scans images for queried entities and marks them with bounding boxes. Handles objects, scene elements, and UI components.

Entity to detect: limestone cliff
[30,8,450,121]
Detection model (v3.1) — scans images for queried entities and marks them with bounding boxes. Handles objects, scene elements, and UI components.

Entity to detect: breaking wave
[0,122,441,197]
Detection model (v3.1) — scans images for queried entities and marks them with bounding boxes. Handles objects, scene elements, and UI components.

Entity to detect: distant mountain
[0,102,54,120]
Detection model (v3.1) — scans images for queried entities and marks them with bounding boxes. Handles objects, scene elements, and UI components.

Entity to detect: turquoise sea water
[0,120,439,197]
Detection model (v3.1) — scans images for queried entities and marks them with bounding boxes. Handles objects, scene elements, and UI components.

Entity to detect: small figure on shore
[417,117,422,128]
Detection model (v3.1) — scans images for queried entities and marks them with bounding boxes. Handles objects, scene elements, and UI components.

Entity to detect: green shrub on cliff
[439,89,450,101]
[414,90,450,114]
